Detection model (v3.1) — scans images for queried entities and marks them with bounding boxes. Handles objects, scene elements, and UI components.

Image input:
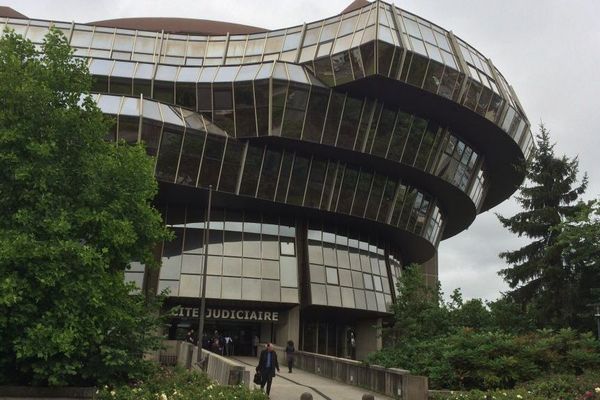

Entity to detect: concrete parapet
[264,343,426,400]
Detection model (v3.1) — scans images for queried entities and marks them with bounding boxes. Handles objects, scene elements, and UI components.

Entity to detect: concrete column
[354,318,382,360]
[274,306,300,348]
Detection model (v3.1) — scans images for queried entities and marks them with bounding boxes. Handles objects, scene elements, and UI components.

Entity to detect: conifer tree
[498,125,588,328]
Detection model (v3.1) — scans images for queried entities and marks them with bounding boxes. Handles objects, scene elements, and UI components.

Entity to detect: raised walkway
[231,356,393,400]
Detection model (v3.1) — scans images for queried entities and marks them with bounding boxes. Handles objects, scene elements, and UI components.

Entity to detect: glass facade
[2,4,532,157]
[7,1,530,354]
[307,226,393,312]
[155,206,299,304]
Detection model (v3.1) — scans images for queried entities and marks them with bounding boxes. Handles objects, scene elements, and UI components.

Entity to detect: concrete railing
[168,341,250,388]
[262,343,428,400]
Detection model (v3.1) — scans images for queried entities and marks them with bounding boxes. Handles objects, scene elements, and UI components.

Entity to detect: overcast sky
[5,0,599,302]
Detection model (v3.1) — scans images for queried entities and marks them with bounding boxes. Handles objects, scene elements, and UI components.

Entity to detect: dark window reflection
[176,82,196,110]
[287,155,310,206]
[239,145,264,196]
[110,77,133,96]
[156,130,183,182]
[154,80,175,104]
[357,100,377,152]
[377,41,395,77]
[336,97,362,150]
[254,81,269,135]
[282,84,309,139]
[212,83,234,134]
[198,134,225,188]
[386,112,411,162]
[141,120,162,157]
[371,108,396,157]
[351,170,372,217]
[322,93,344,146]
[336,167,358,214]
[365,174,385,220]
[275,151,294,202]
[176,131,205,186]
[320,162,337,209]
[378,179,397,223]
[360,42,376,76]
[350,48,365,79]
[118,116,138,144]
[406,54,428,88]
[415,122,439,170]
[313,58,335,86]
[271,81,288,136]
[133,79,152,98]
[304,159,327,208]
[401,117,427,166]
[303,88,329,143]
[257,149,282,201]
[197,84,212,112]
[218,139,244,193]
[332,51,353,85]
[234,82,257,137]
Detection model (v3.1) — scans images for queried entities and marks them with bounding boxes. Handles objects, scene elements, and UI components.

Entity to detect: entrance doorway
[166,318,261,357]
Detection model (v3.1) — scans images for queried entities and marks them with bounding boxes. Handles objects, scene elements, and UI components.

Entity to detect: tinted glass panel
[218,140,244,193]
[198,135,225,188]
[177,131,205,185]
[336,97,362,150]
[239,145,264,196]
[257,149,282,200]
[275,151,294,202]
[287,156,310,206]
[282,84,309,139]
[234,82,257,137]
[156,130,183,182]
[303,88,329,143]
[322,93,344,146]
[304,159,327,208]
[336,167,358,214]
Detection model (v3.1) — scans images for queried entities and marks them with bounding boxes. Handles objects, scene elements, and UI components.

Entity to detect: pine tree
[497,125,588,328]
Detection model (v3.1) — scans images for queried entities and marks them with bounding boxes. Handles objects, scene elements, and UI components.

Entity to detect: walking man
[256,343,279,396]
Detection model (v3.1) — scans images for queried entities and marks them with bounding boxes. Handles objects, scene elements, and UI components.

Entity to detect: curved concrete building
[1,1,532,358]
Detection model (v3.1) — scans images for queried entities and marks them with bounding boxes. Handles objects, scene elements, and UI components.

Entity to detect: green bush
[369,328,600,390]
[97,366,268,400]
[431,371,600,400]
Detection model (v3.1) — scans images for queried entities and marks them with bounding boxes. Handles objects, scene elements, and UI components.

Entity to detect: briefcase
[253,371,262,385]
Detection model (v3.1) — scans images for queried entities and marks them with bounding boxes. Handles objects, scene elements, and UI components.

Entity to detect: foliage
[555,199,600,328]
[431,370,600,400]
[371,328,600,390]
[0,29,170,386]
[497,124,589,329]
[385,263,451,342]
[96,366,268,400]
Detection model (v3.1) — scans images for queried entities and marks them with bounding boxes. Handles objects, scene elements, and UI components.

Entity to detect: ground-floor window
[300,320,355,359]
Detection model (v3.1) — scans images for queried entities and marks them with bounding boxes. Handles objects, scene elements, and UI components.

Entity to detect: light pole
[590,303,600,341]
[197,185,213,364]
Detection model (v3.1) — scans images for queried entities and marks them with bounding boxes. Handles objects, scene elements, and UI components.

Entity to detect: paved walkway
[231,356,393,400]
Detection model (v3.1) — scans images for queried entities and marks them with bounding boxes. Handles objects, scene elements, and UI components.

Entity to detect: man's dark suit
[256,348,279,395]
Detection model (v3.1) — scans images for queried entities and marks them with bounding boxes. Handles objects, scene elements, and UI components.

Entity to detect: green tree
[555,199,600,331]
[386,263,450,343]
[487,296,535,333]
[0,29,170,386]
[498,125,588,328]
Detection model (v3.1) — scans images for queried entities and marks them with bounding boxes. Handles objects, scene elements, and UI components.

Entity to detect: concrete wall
[274,305,300,348]
[175,341,250,387]
[355,317,382,360]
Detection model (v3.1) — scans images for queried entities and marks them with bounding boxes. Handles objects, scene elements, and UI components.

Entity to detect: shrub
[97,366,268,400]
[369,328,600,390]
